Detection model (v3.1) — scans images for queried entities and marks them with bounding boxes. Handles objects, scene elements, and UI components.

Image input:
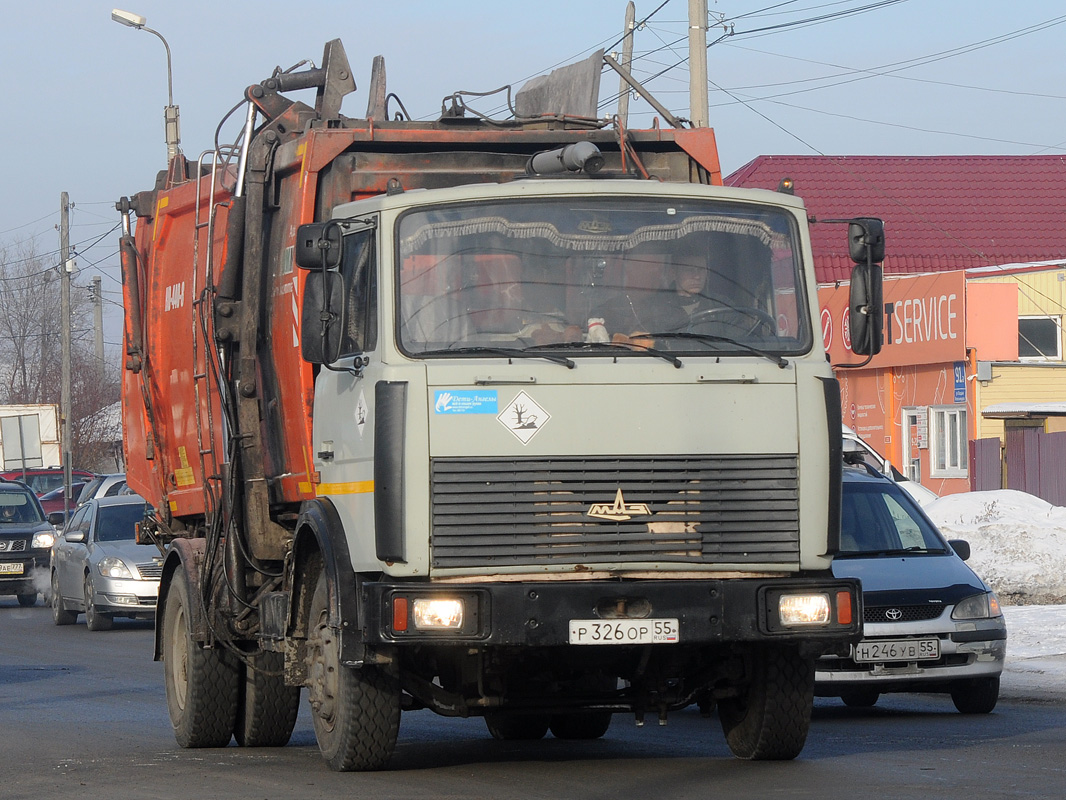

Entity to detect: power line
[750,96,1061,151]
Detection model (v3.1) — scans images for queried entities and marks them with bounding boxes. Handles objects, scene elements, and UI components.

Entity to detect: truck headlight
[778,593,831,626]
[389,591,481,636]
[412,598,464,629]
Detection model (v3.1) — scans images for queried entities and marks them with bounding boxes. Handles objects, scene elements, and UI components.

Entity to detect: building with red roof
[728,155,1066,502]
[726,155,1066,284]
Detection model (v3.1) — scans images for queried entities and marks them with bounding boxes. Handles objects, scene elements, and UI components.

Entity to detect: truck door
[306,220,388,570]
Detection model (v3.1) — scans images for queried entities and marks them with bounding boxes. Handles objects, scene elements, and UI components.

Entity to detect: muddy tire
[51,571,77,625]
[306,571,400,771]
[235,650,301,747]
[484,712,551,741]
[718,646,814,760]
[162,576,239,748]
[951,677,999,714]
[83,575,113,631]
[549,712,613,740]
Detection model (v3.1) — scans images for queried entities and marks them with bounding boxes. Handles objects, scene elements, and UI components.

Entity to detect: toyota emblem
[885,608,904,621]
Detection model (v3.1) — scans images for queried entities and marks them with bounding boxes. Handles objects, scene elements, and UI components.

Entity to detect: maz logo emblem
[587,489,650,522]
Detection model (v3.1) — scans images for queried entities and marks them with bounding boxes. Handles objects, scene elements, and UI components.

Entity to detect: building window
[930,405,967,478]
[1018,315,1062,360]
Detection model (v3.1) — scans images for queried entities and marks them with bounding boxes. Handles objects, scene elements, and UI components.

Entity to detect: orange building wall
[819,270,1018,497]
[966,282,1018,361]
[837,363,973,497]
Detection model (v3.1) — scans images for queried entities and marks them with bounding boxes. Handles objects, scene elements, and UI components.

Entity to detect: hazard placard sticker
[355,389,368,437]
[497,391,550,444]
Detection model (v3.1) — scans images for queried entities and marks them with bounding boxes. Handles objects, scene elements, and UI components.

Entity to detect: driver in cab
[593,253,715,345]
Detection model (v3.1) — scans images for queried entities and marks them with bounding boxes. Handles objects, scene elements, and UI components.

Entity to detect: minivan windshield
[396,197,810,357]
[839,482,948,556]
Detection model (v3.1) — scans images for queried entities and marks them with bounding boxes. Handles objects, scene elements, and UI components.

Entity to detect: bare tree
[0,239,65,403]
[0,238,118,470]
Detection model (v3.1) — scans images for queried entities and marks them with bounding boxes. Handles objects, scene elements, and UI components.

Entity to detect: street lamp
[111,8,181,164]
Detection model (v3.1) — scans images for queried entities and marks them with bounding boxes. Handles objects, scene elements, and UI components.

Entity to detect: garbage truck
[118,39,884,771]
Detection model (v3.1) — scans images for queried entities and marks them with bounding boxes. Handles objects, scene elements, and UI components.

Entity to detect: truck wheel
[484,712,550,740]
[17,592,38,607]
[306,572,400,771]
[162,576,239,747]
[549,712,613,740]
[950,677,999,714]
[51,572,77,625]
[718,646,814,760]
[83,575,113,631]
[235,650,301,747]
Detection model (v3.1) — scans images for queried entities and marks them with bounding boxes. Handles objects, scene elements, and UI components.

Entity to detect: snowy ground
[924,489,1066,700]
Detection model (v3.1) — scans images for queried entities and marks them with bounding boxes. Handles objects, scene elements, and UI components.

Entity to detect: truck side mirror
[847,218,884,264]
[848,261,883,356]
[301,270,347,364]
[846,217,884,356]
[295,222,343,270]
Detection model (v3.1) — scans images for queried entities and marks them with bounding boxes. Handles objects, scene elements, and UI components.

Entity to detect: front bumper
[815,617,1006,692]
[360,576,862,650]
[89,576,159,617]
[0,554,48,594]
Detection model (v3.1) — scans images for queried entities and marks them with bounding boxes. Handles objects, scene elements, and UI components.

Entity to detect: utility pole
[92,276,104,366]
[60,193,73,516]
[617,1,636,127]
[688,0,709,128]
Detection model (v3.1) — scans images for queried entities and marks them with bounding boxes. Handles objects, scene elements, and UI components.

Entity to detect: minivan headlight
[952,591,1002,620]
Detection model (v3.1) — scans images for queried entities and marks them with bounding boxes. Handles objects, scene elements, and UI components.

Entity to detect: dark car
[815,464,1006,713]
[0,480,56,606]
[0,468,95,496]
[38,481,91,516]
[50,496,159,630]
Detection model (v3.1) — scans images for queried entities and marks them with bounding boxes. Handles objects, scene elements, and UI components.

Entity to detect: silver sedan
[49,496,161,630]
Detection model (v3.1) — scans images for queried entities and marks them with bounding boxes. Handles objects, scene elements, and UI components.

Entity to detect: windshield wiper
[838,546,948,558]
[632,332,789,368]
[418,345,575,369]
[522,340,682,368]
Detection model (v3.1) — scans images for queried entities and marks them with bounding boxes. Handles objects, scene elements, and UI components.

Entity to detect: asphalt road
[2,596,1065,800]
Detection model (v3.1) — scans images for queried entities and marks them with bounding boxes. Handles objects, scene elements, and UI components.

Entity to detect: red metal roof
[725,155,1066,284]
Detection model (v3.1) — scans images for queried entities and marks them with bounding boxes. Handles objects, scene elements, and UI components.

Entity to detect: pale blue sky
[2,0,1063,348]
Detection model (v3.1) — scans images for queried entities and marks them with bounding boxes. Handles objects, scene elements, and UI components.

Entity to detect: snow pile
[925,489,1066,605]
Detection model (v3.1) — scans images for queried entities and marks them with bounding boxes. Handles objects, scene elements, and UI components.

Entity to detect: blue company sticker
[434,390,498,414]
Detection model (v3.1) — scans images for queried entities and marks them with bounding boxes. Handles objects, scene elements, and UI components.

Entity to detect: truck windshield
[396,197,811,356]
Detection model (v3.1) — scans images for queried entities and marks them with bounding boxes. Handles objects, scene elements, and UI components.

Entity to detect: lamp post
[111,8,181,164]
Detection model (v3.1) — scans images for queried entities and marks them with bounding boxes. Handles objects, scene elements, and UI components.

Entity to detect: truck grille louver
[430,456,800,569]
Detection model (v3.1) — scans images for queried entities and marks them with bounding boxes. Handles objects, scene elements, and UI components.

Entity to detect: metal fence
[970,430,1066,506]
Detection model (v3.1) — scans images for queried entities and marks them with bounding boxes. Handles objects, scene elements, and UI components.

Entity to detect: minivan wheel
[951,677,999,714]
[841,689,880,708]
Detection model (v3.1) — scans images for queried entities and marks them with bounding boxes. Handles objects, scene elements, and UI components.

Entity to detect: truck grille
[430,455,799,569]
[0,540,27,553]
